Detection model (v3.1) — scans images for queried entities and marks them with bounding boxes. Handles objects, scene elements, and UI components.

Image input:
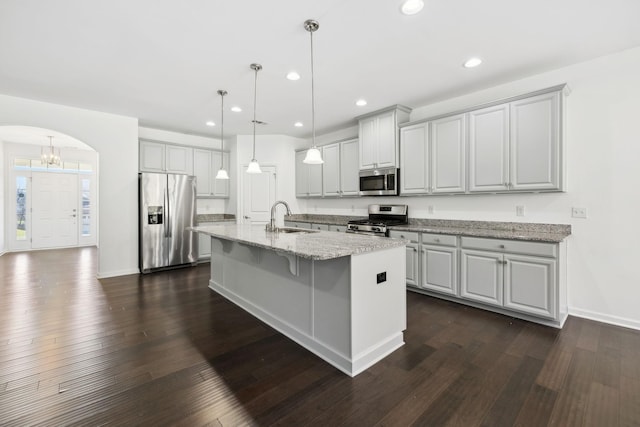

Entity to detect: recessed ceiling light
[206,121,215,126]
[287,71,301,81]
[294,122,303,127]
[356,99,368,107]
[231,106,242,112]
[401,0,424,15]
[463,57,482,68]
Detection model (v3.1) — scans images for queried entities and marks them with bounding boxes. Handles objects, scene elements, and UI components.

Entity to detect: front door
[242,165,276,224]
[32,172,79,248]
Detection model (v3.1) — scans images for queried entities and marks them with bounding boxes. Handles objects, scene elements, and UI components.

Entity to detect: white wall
[305,46,640,330]
[234,134,305,217]
[0,139,4,255]
[138,126,233,215]
[0,94,139,278]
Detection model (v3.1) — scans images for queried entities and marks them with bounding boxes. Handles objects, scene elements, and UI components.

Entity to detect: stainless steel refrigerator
[139,172,197,273]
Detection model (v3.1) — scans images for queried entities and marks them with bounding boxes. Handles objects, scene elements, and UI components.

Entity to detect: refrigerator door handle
[164,179,171,238]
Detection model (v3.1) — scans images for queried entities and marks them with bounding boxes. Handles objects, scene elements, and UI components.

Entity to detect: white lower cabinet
[460,249,503,306]
[460,237,559,320]
[389,230,420,288]
[422,244,458,296]
[198,222,215,260]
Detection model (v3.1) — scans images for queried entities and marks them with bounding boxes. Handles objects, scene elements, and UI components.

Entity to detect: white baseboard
[569,307,640,331]
[97,268,140,279]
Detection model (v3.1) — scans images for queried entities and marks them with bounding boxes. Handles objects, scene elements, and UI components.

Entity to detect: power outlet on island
[571,207,587,218]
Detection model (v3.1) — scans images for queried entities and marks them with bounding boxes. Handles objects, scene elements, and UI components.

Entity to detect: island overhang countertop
[189,224,407,261]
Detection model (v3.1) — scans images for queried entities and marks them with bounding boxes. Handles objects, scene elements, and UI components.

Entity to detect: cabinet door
[329,224,346,233]
[400,123,429,194]
[340,139,360,196]
[510,91,560,190]
[295,151,309,197]
[212,152,230,197]
[421,245,457,295]
[165,145,193,174]
[198,229,213,260]
[460,249,503,307]
[308,163,323,197]
[359,117,377,169]
[406,244,419,287]
[322,143,341,197]
[431,114,466,193]
[468,104,510,192]
[139,140,165,172]
[504,254,557,319]
[193,149,213,196]
[376,111,397,168]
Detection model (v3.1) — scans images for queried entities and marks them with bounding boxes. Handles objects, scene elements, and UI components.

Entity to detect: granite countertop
[285,215,571,243]
[189,224,406,261]
[196,214,236,224]
[285,214,366,226]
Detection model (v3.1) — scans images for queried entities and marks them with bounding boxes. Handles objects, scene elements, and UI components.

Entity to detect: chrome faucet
[266,200,292,232]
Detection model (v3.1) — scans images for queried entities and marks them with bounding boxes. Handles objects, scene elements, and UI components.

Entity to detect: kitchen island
[189,224,407,377]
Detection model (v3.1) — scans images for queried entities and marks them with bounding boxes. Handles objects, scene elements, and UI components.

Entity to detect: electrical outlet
[428,205,434,214]
[571,207,587,218]
[516,205,525,216]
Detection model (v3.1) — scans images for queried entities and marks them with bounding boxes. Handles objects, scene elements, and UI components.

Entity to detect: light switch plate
[571,207,587,218]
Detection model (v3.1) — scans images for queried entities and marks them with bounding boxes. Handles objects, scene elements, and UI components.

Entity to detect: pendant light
[302,19,324,164]
[215,89,230,180]
[246,63,263,174]
[41,135,61,166]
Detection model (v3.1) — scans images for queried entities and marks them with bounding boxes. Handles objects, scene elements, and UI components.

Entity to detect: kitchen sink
[274,227,318,234]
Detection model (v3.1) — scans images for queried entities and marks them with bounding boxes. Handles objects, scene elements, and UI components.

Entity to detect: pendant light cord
[310,29,316,147]
[252,66,258,160]
[220,91,225,169]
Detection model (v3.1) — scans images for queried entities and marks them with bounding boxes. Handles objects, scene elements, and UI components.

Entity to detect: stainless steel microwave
[359,167,398,196]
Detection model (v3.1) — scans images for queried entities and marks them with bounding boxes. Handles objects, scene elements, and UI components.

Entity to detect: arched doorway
[1,126,98,252]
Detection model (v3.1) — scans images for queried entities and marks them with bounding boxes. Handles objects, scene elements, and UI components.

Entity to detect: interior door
[242,166,276,224]
[32,172,78,248]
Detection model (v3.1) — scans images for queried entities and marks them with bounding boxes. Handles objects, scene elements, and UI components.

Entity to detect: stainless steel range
[346,204,408,237]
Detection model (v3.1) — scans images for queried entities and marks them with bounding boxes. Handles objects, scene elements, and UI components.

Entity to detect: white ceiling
[1,0,639,141]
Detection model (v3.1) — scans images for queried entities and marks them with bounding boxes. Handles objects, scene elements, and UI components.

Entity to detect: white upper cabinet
[400,122,429,194]
[400,85,565,196]
[468,104,510,192]
[193,148,229,198]
[139,140,165,172]
[295,150,323,198]
[322,143,341,197]
[358,106,411,170]
[194,149,213,196]
[140,140,193,175]
[509,91,560,190]
[165,144,193,174]
[430,113,466,193]
[339,138,360,196]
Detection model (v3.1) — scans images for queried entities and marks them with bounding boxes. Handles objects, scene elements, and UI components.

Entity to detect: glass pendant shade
[215,168,229,179]
[246,159,262,174]
[303,147,323,164]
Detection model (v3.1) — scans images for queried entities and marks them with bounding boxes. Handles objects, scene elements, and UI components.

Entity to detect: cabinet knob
[499,244,505,249]
[400,235,405,239]
[413,247,417,252]
[435,238,440,242]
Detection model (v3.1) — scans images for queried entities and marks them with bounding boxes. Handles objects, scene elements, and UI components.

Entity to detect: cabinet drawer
[389,230,420,243]
[312,223,330,231]
[422,233,457,247]
[329,224,346,233]
[461,237,557,258]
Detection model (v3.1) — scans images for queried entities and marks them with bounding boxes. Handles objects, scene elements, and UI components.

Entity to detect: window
[81,178,91,236]
[16,176,27,241]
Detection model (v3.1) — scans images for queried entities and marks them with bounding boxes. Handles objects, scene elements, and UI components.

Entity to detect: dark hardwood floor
[1,247,639,426]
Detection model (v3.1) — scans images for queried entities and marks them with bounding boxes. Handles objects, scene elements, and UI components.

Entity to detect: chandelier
[41,135,61,166]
